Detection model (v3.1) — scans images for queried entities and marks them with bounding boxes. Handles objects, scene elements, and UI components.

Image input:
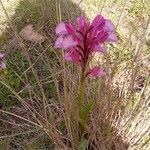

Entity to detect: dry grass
[0,0,150,149]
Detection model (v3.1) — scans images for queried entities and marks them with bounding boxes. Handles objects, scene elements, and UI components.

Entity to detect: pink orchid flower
[0,52,6,70]
[55,15,117,77]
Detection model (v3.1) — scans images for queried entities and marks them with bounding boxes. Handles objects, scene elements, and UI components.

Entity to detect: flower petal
[0,53,5,59]
[77,16,90,33]
[104,20,115,32]
[91,15,105,28]
[66,23,75,34]
[0,62,6,70]
[107,32,118,42]
[97,30,108,43]
[87,66,106,77]
[64,50,81,65]
[94,45,107,53]
[62,36,77,49]
[77,16,86,28]
[64,53,72,61]
[55,36,64,48]
[55,23,68,35]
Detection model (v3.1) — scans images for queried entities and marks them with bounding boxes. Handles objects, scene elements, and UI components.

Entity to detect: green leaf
[79,100,94,122]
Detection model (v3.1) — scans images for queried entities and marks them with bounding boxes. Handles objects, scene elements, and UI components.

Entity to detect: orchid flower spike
[55,15,117,77]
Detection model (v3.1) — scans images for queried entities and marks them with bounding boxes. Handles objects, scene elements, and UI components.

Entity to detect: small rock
[19,24,45,44]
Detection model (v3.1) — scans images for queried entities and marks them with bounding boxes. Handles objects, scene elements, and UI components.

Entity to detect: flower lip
[55,36,64,48]
[55,23,68,35]
[87,66,106,77]
[55,35,78,49]
[64,50,81,66]
[62,36,78,49]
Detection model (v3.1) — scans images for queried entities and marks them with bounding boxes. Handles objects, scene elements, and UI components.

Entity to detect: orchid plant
[55,15,117,123]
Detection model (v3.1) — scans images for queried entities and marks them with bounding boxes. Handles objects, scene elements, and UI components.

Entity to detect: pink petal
[0,53,5,59]
[55,36,64,48]
[66,23,75,34]
[55,23,68,35]
[89,29,97,40]
[87,66,106,77]
[64,53,72,60]
[62,36,77,49]
[91,15,105,28]
[0,62,6,70]
[77,16,90,33]
[97,31,108,43]
[104,20,115,32]
[77,16,86,28]
[55,36,78,49]
[64,50,81,65]
[107,32,118,42]
[94,45,107,53]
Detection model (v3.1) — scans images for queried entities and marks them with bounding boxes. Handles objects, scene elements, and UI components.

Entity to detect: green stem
[77,70,85,114]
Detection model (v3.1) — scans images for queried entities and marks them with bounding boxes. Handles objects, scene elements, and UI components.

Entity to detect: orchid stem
[77,70,85,114]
